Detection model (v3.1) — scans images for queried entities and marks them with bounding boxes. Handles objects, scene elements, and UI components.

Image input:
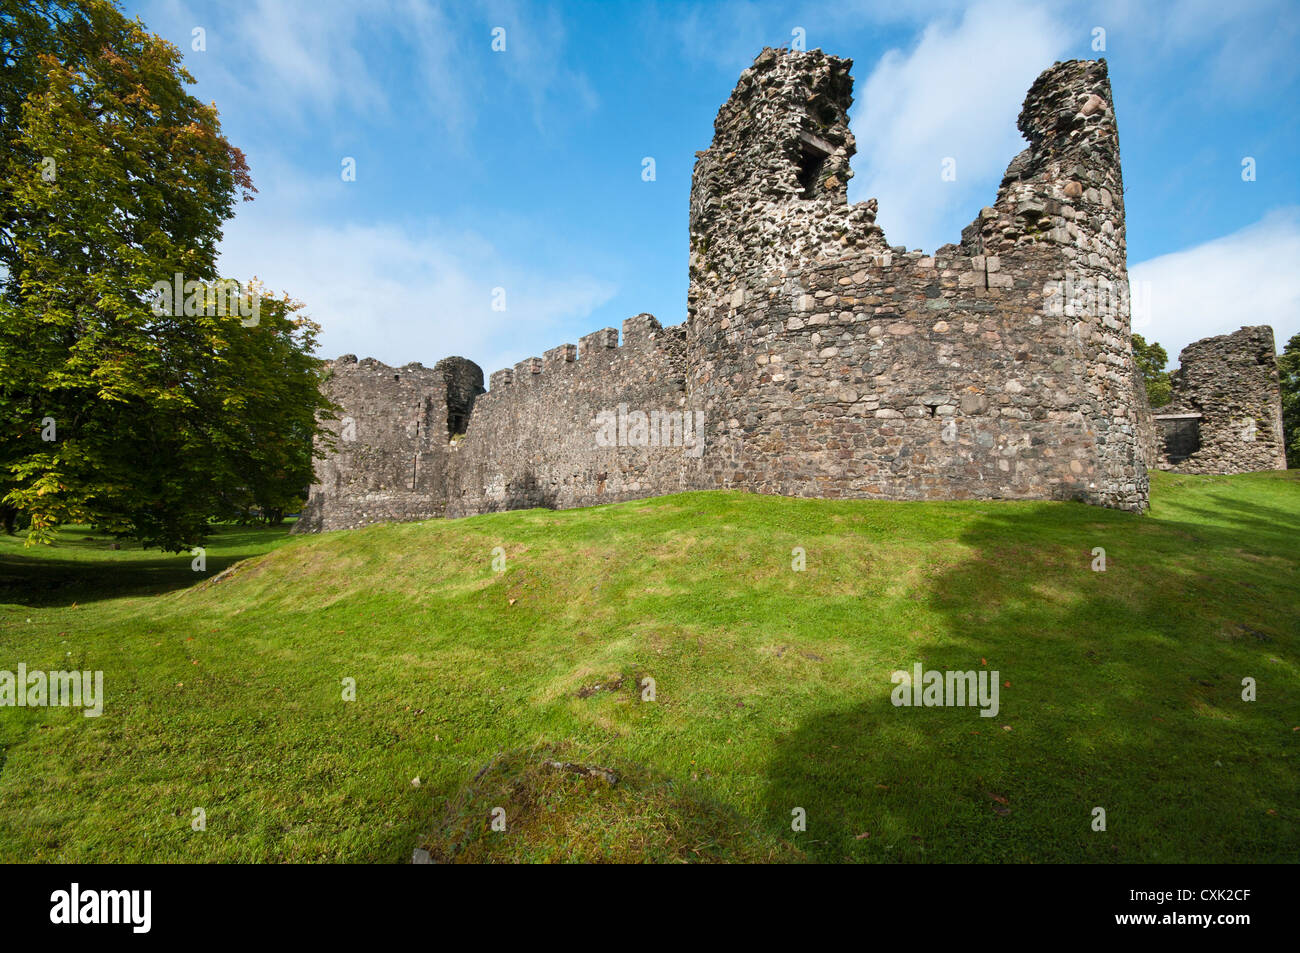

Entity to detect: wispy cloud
[232,0,388,114]
[482,0,600,125]
[218,215,617,376]
[1129,207,1300,364]
[666,1,775,73]
[140,0,596,140]
[1093,0,1300,100]
[140,0,613,378]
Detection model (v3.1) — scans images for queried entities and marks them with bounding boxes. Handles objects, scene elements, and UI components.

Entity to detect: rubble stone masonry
[685,51,1145,510]
[1153,326,1287,474]
[295,356,483,532]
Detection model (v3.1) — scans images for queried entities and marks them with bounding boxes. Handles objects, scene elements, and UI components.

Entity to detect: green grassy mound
[0,471,1296,862]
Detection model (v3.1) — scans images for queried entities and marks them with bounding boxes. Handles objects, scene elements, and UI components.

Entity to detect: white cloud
[847,0,1070,253]
[233,0,388,115]
[482,0,600,124]
[145,0,394,126]
[1129,208,1300,365]
[217,213,617,378]
[398,0,478,137]
[154,0,615,379]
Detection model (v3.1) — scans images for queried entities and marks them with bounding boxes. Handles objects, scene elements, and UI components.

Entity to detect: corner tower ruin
[686,50,1148,510]
[1153,326,1287,473]
[294,355,484,532]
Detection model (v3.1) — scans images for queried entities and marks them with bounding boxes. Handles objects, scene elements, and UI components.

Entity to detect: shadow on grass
[762,495,1299,863]
[0,525,292,608]
[1160,499,1300,547]
[421,743,801,863]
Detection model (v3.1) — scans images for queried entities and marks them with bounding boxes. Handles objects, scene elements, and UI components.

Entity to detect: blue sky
[125,0,1300,375]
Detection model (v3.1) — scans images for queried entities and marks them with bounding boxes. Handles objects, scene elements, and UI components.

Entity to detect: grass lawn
[0,471,1296,863]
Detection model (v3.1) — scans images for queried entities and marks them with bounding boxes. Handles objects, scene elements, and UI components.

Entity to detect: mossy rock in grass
[419,744,801,864]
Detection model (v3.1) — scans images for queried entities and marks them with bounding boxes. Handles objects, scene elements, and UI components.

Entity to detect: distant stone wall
[1153,326,1286,474]
[297,48,1164,533]
[444,314,702,518]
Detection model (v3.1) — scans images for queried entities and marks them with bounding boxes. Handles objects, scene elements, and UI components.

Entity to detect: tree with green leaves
[1131,333,1173,408]
[1278,331,1300,470]
[0,0,333,548]
[205,287,331,526]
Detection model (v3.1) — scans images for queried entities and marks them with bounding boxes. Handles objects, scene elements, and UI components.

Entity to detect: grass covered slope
[0,471,1296,863]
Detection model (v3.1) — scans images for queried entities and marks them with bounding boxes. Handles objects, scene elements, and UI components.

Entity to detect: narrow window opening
[797,145,827,199]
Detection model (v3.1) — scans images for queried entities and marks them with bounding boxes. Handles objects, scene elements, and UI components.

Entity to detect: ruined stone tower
[297,48,1267,533]
[686,50,1146,508]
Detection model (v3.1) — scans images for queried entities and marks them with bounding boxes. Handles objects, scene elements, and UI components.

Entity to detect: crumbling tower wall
[685,50,1148,510]
[1154,326,1286,474]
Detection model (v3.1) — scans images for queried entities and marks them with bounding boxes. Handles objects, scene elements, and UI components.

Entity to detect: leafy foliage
[0,1,333,547]
[1279,331,1300,469]
[1131,333,1173,408]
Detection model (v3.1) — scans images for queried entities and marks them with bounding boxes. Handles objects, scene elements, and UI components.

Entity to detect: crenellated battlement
[483,315,684,391]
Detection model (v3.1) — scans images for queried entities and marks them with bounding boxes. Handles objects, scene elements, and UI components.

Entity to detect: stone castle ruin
[295,49,1286,534]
